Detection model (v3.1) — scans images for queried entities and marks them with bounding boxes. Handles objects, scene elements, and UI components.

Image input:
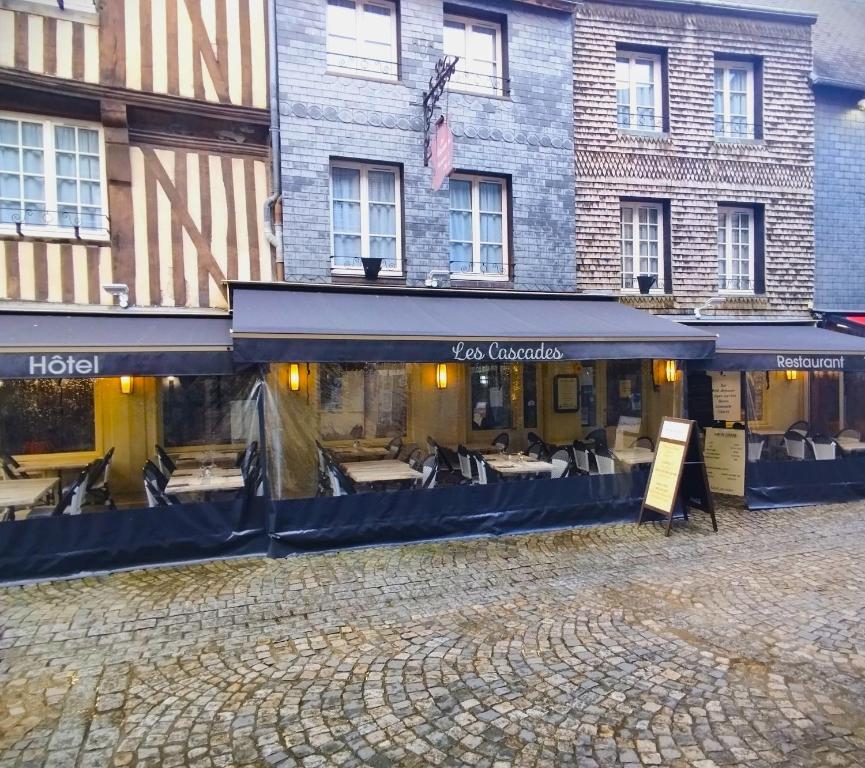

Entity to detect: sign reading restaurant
[775,354,845,370]
[452,341,565,362]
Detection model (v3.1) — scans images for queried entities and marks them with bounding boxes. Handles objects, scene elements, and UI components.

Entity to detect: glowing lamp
[785,370,799,382]
[435,363,448,390]
[665,360,678,383]
[289,363,301,392]
[119,375,133,394]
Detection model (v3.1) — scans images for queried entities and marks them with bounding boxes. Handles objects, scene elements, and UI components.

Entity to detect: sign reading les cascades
[638,417,718,536]
[452,341,564,363]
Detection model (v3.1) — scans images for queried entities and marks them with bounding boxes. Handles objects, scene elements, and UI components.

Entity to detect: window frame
[448,172,509,282]
[325,0,399,82]
[0,110,109,241]
[714,59,756,140]
[717,205,756,294]
[615,50,665,134]
[619,200,665,293]
[329,159,403,277]
[443,11,505,97]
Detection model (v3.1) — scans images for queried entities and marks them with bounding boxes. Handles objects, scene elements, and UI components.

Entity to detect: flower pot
[637,274,656,295]
[361,257,382,280]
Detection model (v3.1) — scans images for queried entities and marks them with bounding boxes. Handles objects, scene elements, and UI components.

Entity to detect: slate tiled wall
[814,87,865,310]
[276,0,575,291]
[574,2,816,317]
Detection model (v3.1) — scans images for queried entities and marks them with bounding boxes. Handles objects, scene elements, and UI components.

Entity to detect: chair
[837,428,861,441]
[808,434,837,461]
[585,428,608,450]
[420,454,439,489]
[473,453,502,485]
[572,440,592,474]
[406,447,424,469]
[787,421,810,437]
[550,449,572,479]
[491,432,510,452]
[386,437,403,459]
[143,459,170,491]
[457,445,477,484]
[746,438,765,462]
[593,447,616,475]
[527,443,544,460]
[634,436,654,450]
[0,452,29,479]
[349,424,364,439]
[155,444,176,476]
[238,441,259,478]
[50,469,89,516]
[84,447,116,508]
[144,476,179,507]
[328,464,356,496]
[783,430,807,460]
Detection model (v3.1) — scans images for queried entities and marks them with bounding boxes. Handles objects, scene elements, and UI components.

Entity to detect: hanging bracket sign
[422,55,459,167]
[430,117,454,191]
[638,417,718,536]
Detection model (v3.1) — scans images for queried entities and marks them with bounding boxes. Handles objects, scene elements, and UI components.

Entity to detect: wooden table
[484,455,555,477]
[165,472,245,496]
[328,444,391,462]
[342,459,421,485]
[613,447,655,467]
[0,477,59,520]
[170,449,240,467]
[14,457,90,476]
[171,467,243,479]
[836,437,865,453]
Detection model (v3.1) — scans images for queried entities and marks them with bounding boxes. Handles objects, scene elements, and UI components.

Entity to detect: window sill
[447,87,511,101]
[0,225,110,244]
[718,289,756,297]
[450,272,510,283]
[325,69,400,86]
[617,129,669,140]
[331,267,404,278]
[714,137,763,146]
[1,0,99,24]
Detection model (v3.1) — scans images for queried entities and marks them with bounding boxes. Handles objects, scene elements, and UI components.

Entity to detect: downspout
[264,0,283,278]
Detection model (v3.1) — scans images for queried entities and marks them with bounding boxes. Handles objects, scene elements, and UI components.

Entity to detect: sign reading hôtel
[452,341,565,362]
[29,354,101,376]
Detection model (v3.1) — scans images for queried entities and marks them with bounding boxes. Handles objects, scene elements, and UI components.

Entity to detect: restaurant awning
[0,311,235,378]
[690,323,865,371]
[230,286,717,363]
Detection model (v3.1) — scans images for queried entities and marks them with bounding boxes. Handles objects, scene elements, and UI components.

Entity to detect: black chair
[143,459,170,491]
[808,433,838,461]
[457,445,478,484]
[572,440,592,474]
[237,441,259,479]
[0,452,29,480]
[585,428,608,450]
[155,444,176,476]
[386,436,403,459]
[472,452,502,485]
[491,432,510,452]
[787,420,810,437]
[144,476,179,507]
[527,431,544,448]
[50,469,89,516]
[405,447,424,469]
[634,436,654,450]
[550,448,573,479]
[349,424,364,439]
[837,428,861,441]
[592,446,617,475]
[783,430,807,460]
[419,454,439,489]
[84,447,116,508]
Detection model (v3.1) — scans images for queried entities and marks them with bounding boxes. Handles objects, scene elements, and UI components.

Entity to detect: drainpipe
[264,0,283,274]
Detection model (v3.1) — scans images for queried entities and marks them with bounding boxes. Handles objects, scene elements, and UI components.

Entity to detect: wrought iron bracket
[422,55,459,166]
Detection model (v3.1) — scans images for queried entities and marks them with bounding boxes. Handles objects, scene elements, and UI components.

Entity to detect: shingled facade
[573,0,816,318]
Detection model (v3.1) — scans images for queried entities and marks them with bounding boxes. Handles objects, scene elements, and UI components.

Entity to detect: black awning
[230,287,716,363]
[821,313,865,338]
[0,312,235,378]
[692,323,865,371]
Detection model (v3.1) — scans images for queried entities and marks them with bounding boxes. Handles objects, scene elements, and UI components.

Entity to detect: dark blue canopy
[230,287,717,363]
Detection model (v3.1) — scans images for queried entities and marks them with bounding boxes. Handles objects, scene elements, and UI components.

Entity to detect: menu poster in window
[703,428,746,496]
[639,417,718,536]
[553,375,579,413]
[710,372,741,423]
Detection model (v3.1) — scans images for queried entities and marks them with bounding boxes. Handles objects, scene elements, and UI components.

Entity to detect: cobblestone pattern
[3,502,865,766]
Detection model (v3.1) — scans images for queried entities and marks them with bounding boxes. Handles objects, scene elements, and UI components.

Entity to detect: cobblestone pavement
[3,503,865,767]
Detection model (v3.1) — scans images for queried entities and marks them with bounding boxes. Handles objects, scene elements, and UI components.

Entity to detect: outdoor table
[171,449,239,469]
[0,477,60,521]
[612,447,655,467]
[484,455,555,477]
[328,444,391,462]
[836,437,865,453]
[165,472,245,496]
[342,459,422,485]
[14,457,91,477]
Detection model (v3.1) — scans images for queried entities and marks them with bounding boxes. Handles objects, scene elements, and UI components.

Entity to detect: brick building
[572,0,816,319]
[275,0,577,291]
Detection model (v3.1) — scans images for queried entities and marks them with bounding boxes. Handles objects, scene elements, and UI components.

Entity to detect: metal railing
[718,275,754,292]
[616,109,664,132]
[714,119,760,139]
[0,207,110,238]
[326,53,398,78]
[448,69,510,96]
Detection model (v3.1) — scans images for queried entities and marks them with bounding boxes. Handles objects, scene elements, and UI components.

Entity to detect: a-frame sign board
[638,417,718,536]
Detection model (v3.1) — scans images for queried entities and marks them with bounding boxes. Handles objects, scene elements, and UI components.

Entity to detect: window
[606,360,642,427]
[319,364,406,439]
[449,174,507,280]
[718,206,754,292]
[443,13,504,95]
[714,60,755,139]
[330,161,402,274]
[620,201,663,291]
[0,113,106,237]
[162,374,259,448]
[0,379,95,455]
[470,364,512,431]
[616,51,663,132]
[326,0,398,79]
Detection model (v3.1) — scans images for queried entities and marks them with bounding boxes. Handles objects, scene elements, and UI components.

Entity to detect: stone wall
[276,0,575,291]
[574,1,815,317]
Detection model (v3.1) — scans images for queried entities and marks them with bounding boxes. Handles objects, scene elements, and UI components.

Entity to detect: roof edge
[811,76,865,94]
[515,0,580,11]
[586,0,816,24]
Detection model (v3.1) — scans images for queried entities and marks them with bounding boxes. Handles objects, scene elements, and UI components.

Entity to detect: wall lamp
[435,363,448,390]
[785,370,799,382]
[119,375,133,395]
[289,363,301,392]
[652,360,679,388]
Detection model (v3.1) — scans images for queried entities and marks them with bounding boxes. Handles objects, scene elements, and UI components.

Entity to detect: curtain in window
[479,182,503,273]
[449,179,472,272]
[332,167,361,265]
[367,169,396,266]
